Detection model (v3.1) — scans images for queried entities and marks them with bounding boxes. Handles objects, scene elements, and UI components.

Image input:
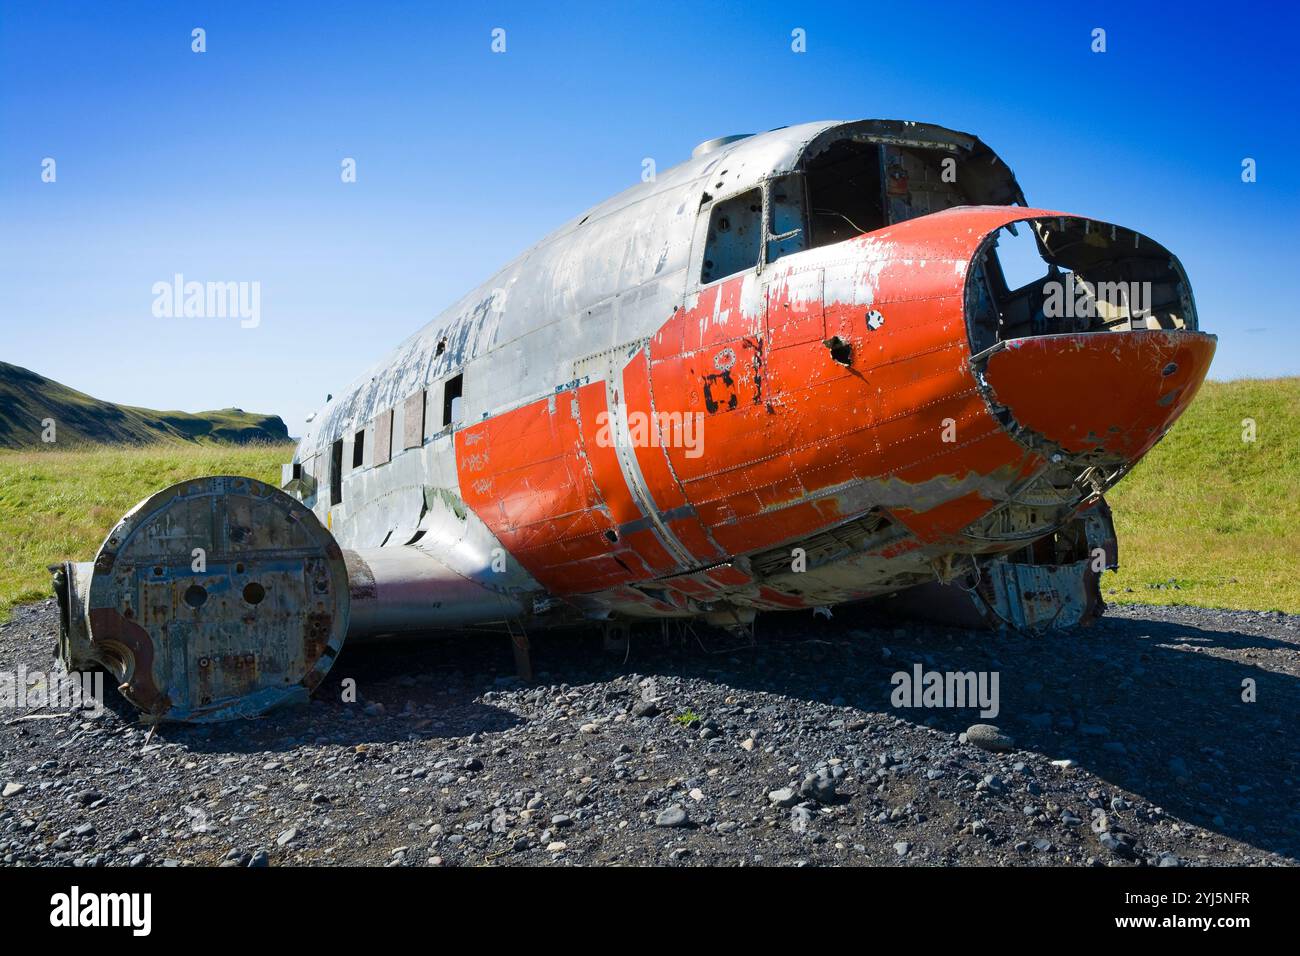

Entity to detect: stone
[799,770,837,804]
[655,805,689,828]
[1098,831,1135,857]
[769,787,798,807]
[965,724,1014,753]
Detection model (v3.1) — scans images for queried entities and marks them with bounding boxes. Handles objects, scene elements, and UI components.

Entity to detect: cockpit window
[701,188,761,284]
[805,139,884,249]
[766,175,807,264]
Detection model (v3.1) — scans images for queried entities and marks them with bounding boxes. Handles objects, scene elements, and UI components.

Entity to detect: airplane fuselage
[55,118,1215,721]
[287,119,1214,632]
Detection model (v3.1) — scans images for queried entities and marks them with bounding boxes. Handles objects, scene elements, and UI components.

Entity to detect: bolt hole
[183,584,208,609]
[235,563,245,574]
[243,582,267,605]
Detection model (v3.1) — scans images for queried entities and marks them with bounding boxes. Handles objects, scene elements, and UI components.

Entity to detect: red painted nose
[980,330,1217,462]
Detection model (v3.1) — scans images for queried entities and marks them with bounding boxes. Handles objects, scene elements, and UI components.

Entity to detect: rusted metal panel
[373,407,393,466]
[402,390,425,450]
[58,477,350,722]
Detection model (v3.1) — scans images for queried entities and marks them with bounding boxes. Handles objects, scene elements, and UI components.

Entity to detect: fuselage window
[766,175,807,264]
[442,373,464,427]
[352,428,365,469]
[329,438,343,506]
[701,188,761,284]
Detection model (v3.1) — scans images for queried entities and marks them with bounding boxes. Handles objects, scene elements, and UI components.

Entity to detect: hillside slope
[0,361,288,448]
[1103,377,1300,613]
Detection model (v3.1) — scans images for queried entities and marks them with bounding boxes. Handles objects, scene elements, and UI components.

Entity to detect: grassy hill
[0,361,289,448]
[1103,377,1300,613]
[0,378,1295,623]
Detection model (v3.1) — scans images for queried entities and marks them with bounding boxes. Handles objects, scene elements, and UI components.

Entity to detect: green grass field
[0,378,1296,622]
[0,443,293,620]
[1103,378,1300,613]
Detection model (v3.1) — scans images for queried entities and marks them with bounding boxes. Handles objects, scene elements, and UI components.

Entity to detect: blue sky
[2,0,1296,435]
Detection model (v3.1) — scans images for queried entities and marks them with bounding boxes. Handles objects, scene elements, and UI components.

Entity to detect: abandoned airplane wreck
[53,119,1215,721]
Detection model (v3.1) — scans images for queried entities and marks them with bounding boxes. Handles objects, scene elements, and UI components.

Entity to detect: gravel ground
[1,598,1297,867]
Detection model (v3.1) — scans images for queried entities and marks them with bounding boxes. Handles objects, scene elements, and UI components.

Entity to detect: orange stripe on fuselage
[454,210,1084,598]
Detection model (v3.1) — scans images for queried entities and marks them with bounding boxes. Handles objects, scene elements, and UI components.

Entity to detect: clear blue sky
[2,0,1296,436]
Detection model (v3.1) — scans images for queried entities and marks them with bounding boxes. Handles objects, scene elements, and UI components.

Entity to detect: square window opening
[329,438,343,506]
[700,188,762,284]
[442,373,464,427]
[805,140,885,249]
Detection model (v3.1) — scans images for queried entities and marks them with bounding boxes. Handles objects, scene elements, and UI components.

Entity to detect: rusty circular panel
[84,476,349,722]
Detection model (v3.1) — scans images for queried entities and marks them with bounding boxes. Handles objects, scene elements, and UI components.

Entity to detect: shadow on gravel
[85,604,1298,860]
[114,634,529,755]
[630,606,1300,863]
[314,605,1293,862]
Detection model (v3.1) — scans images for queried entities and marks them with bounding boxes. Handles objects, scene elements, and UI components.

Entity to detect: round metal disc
[84,475,349,721]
